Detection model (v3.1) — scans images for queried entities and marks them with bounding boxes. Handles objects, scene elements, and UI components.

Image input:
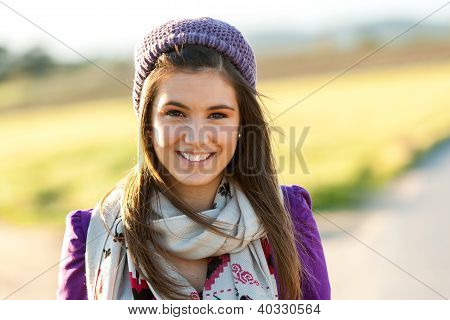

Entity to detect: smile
[176,151,216,163]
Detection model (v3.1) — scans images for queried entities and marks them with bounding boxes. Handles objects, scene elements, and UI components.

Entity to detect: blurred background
[1,0,449,299]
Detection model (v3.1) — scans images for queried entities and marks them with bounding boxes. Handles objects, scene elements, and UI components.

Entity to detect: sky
[1,0,449,62]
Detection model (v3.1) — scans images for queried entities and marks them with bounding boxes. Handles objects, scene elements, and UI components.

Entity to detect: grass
[260,60,450,209]
[1,59,449,226]
[0,62,131,111]
[0,97,136,226]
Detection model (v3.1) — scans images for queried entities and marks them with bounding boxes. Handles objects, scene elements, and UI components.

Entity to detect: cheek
[152,124,179,168]
[217,130,239,156]
[152,122,179,148]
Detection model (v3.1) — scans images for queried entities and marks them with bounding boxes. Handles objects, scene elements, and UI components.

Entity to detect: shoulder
[281,184,312,216]
[56,209,93,300]
[64,209,93,243]
[280,184,331,300]
[280,185,317,237]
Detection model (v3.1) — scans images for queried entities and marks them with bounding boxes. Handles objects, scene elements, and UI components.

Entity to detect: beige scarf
[85,175,281,299]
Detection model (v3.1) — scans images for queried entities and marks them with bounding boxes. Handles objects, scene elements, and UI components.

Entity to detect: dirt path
[316,139,450,299]
[0,223,64,299]
[2,140,450,300]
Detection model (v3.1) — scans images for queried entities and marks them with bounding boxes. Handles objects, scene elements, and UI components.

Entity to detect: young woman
[57,17,331,300]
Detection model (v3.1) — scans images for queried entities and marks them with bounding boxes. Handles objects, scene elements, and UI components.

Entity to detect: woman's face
[149,70,240,188]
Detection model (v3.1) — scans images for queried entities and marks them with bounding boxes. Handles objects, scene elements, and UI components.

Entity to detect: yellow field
[1,60,449,225]
[261,60,450,206]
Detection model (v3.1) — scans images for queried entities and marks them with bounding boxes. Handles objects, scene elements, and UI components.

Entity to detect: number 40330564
[257,303,321,315]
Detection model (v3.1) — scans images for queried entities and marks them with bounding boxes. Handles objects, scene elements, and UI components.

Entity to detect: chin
[170,172,221,187]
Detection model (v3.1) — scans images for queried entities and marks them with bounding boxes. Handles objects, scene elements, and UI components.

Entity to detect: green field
[1,60,449,226]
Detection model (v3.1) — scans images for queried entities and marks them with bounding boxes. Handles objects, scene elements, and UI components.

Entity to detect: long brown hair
[99,44,303,299]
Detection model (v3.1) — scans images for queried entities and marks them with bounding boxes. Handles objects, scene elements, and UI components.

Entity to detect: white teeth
[180,152,213,162]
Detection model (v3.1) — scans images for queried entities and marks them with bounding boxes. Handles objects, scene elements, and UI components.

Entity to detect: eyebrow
[162,101,236,111]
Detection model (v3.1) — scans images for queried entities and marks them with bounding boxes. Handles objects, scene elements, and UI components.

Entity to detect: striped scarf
[85,176,280,300]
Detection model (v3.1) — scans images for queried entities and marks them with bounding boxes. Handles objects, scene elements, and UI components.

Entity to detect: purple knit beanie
[132,16,257,118]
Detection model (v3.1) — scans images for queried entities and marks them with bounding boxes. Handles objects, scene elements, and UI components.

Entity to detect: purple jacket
[56,185,331,300]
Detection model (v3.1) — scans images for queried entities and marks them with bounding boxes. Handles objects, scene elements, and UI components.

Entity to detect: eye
[165,110,185,118]
[209,112,227,119]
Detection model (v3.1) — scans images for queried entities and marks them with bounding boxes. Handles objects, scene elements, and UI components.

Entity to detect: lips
[176,151,216,162]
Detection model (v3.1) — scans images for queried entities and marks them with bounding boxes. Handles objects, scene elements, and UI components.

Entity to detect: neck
[167,173,224,212]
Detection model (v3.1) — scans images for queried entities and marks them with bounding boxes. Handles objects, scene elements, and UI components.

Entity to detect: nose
[181,119,214,149]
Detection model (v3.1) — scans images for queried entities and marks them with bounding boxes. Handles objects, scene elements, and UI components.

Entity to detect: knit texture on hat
[132,17,256,118]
